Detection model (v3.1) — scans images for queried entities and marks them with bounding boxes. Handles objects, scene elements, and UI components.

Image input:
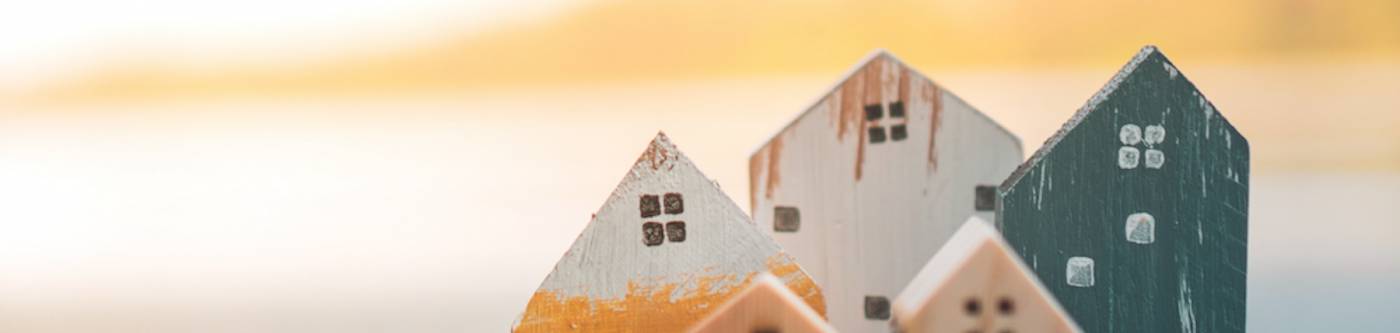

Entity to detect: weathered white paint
[1066,257,1095,288]
[688,273,837,333]
[892,217,1081,333]
[514,133,823,332]
[1178,273,1198,333]
[749,50,1023,332]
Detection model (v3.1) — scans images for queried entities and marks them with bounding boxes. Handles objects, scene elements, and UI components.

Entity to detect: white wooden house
[892,217,1080,333]
[513,133,824,332]
[749,50,1023,332]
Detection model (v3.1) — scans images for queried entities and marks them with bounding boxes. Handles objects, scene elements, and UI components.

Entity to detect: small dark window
[642,222,664,246]
[997,297,1015,315]
[864,295,891,320]
[890,124,908,141]
[889,101,906,118]
[664,193,684,215]
[864,104,883,121]
[665,221,686,242]
[974,185,997,212]
[774,206,800,232]
[964,297,982,316]
[868,126,887,144]
[640,195,661,218]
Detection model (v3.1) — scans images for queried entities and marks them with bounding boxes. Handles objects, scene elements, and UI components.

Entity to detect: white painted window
[1066,257,1095,287]
[1125,212,1155,244]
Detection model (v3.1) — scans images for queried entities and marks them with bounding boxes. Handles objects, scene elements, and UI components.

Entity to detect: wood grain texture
[997,46,1249,333]
[893,217,1080,333]
[514,133,824,332]
[688,273,837,333]
[749,50,1024,333]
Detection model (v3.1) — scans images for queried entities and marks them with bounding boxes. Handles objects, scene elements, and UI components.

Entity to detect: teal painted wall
[997,48,1249,332]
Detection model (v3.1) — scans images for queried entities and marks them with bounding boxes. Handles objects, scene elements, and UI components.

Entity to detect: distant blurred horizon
[4,0,1400,102]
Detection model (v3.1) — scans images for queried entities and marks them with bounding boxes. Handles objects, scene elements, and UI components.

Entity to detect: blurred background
[1,0,1397,332]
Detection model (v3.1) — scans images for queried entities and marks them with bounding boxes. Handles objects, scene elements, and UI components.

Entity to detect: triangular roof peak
[1002,45,1239,190]
[688,273,837,333]
[750,49,1017,157]
[515,133,823,332]
[893,217,1080,332]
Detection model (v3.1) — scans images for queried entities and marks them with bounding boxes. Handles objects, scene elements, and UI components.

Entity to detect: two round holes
[963,296,1014,316]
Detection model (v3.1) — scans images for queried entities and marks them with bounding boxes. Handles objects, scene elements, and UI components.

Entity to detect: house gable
[893,217,1079,333]
[514,133,824,332]
[688,273,837,333]
[748,50,1024,332]
[997,46,1249,332]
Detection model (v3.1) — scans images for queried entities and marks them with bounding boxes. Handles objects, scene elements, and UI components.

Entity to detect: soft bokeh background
[2,0,1398,332]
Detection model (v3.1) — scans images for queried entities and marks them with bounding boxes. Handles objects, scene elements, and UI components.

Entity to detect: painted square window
[664,193,684,215]
[890,124,908,141]
[1066,257,1095,287]
[1125,212,1155,244]
[640,194,661,218]
[974,185,997,211]
[888,101,906,118]
[773,206,800,232]
[666,221,686,242]
[643,222,664,246]
[864,295,891,320]
[868,126,888,144]
[864,103,883,121]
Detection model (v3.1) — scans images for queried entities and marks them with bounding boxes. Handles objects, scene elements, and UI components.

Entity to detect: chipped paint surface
[749,51,1022,333]
[998,46,1248,332]
[517,134,823,332]
[925,78,944,171]
[517,256,822,332]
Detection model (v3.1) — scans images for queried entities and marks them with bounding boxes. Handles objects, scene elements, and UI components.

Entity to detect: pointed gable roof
[994,46,1250,332]
[514,133,823,332]
[1001,45,1247,192]
[750,49,1019,165]
[893,217,1079,332]
[688,273,836,333]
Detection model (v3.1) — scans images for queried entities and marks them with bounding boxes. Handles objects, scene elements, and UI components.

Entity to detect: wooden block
[749,50,1023,332]
[997,46,1249,332]
[513,133,825,332]
[892,217,1080,333]
[688,273,837,333]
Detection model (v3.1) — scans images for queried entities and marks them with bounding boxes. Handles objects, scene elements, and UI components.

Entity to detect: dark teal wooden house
[997,46,1248,332]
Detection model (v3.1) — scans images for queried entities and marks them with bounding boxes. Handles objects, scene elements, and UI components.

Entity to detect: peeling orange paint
[514,256,825,332]
[836,68,862,142]
[748,149,764,212]
[765,256,826,318]
[638,135,675,171]
[854,56,885,181]
[763,136,783,201]
[923,80,944,171]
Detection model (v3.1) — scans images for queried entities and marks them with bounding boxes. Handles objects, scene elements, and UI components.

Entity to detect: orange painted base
[515,256,824,332]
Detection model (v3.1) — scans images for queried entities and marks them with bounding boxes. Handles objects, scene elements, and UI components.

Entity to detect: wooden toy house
[749,50,1023,332]
[689,273,837,333]
[892,217,1080,333]
[513,133,824,332]
[997,46,1249,332]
